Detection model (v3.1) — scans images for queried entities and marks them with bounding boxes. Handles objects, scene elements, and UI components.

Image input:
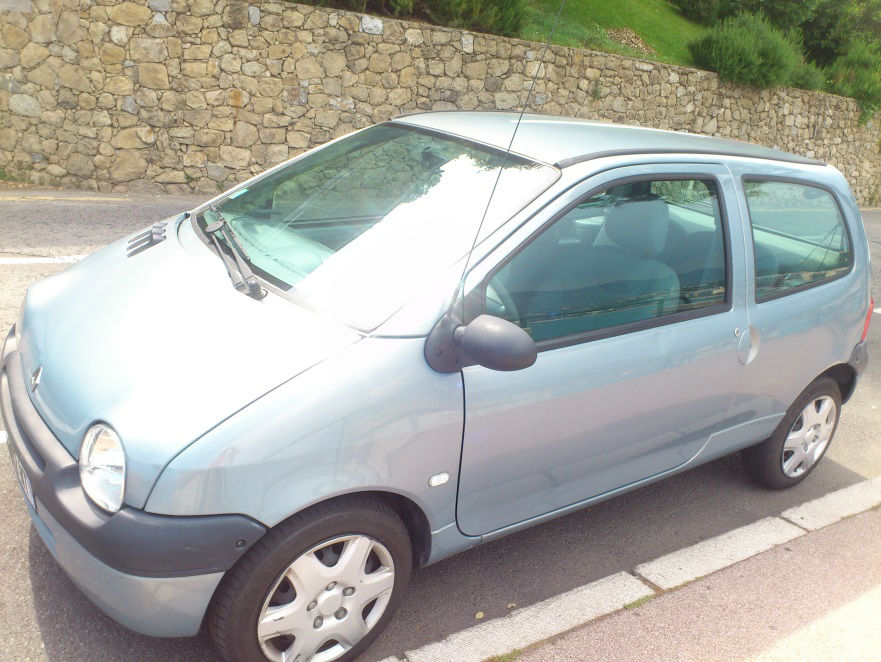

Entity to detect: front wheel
[741,377,841,490]
[208,495,412,662]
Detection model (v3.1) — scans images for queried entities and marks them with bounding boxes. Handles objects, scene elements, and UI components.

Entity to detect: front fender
[144,338,464,533]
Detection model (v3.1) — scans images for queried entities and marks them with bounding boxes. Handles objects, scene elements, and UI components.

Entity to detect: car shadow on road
[27,454,864,661]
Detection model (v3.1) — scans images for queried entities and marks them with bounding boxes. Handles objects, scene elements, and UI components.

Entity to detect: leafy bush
[790,61,826,90]
[426,0,524,37]
[826,41,881,120]
[689,12,801,87]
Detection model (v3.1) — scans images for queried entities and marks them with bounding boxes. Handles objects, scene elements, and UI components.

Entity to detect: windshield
[196,123,558,330]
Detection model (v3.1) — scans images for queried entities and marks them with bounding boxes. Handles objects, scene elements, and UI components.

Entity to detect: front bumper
[1,326,266,637]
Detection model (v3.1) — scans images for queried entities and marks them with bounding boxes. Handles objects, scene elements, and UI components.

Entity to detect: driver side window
[486,178,727,343]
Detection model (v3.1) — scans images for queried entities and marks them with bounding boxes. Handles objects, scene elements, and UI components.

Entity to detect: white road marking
[0,430,6,444]
[781,476,881,531]
[404,572,653,662]
[634,517,805,590]
[0,255,85,265]
[0,195,129,202]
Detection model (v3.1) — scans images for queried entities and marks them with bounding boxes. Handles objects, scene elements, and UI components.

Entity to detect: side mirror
[425,314,537,373]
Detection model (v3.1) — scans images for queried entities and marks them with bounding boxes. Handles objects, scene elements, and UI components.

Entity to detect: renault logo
[30,366,42,392]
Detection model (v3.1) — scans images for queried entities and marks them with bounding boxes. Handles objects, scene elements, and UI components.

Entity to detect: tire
[741,377,841,490]
[208,495,412,662]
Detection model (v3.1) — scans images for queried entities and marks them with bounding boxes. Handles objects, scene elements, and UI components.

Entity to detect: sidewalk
[520,507,881,662]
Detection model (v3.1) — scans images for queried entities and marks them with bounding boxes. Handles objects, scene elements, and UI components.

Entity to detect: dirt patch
[606,28,654,55]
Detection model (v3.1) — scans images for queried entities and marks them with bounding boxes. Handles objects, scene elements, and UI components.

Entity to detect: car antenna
[445,0,567,320]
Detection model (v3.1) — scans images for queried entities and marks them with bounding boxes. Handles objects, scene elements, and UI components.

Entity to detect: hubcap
[781,396,836,478]
[256,535,395,662]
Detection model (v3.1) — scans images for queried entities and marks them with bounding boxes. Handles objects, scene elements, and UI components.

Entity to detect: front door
[457,165,749,536]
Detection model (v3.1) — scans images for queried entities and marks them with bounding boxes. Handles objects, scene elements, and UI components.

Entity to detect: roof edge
[555,147,825,169]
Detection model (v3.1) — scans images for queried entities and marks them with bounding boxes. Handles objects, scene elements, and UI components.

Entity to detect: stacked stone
[0,0,878,202]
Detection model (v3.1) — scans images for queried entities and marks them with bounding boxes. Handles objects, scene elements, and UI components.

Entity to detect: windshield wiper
[205,204,266,300]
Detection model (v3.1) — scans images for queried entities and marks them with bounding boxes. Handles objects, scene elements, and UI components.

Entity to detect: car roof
[391,111,823,168]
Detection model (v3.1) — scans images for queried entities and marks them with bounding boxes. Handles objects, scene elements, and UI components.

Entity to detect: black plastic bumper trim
[1,332,266,578]
[848,340,869,375]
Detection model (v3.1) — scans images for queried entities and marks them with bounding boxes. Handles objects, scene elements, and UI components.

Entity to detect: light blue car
[2,112,872,662]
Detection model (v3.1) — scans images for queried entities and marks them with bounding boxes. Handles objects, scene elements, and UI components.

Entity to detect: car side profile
[1,112,872,662]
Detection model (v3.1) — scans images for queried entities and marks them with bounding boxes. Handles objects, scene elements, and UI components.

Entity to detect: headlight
[79,424,126,513]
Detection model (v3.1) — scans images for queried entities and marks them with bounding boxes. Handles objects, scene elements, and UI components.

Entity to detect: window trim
[475,172,734,353]
[740,175,855,304]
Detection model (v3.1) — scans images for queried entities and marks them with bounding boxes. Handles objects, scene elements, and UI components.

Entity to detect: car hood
[17,215,361,508]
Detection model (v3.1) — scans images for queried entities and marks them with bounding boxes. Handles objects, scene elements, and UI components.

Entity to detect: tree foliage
[672,0,732,25]
[673,0,819,28]
[801,0,881,65]
[736,0,821,30]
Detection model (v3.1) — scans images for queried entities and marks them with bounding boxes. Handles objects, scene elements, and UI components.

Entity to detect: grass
[484,650,522,662]
[521,0,708,66]
[296,1,708,67]
[624,594,655,609]
[0,166,28,183]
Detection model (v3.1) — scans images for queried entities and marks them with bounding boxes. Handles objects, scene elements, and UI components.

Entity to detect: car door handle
[737,326,761,365]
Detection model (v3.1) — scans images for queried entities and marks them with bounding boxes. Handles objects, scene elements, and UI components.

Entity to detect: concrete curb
[391,476,881,662]
[633,516,805,590]
[781,476,881,531]
[403,572,652,662]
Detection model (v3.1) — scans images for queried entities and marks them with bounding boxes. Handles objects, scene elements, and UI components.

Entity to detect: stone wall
[1,0,880,202]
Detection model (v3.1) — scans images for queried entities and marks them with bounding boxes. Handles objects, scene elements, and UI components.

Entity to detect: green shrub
[426,0,525,38]
[826,41,881,120]
[689,12,801,87]
[790,61,826,90]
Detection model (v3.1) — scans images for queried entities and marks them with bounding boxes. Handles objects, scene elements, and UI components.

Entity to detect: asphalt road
[0,190,879,661]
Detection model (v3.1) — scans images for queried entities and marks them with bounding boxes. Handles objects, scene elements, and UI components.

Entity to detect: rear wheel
[741,377,841,489]
[209,495,412,662]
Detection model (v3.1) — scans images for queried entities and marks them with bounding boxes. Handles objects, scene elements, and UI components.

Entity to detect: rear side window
[744,180,852,301]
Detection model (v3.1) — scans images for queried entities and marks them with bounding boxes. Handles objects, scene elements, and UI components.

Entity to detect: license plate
[9,445,35,511]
